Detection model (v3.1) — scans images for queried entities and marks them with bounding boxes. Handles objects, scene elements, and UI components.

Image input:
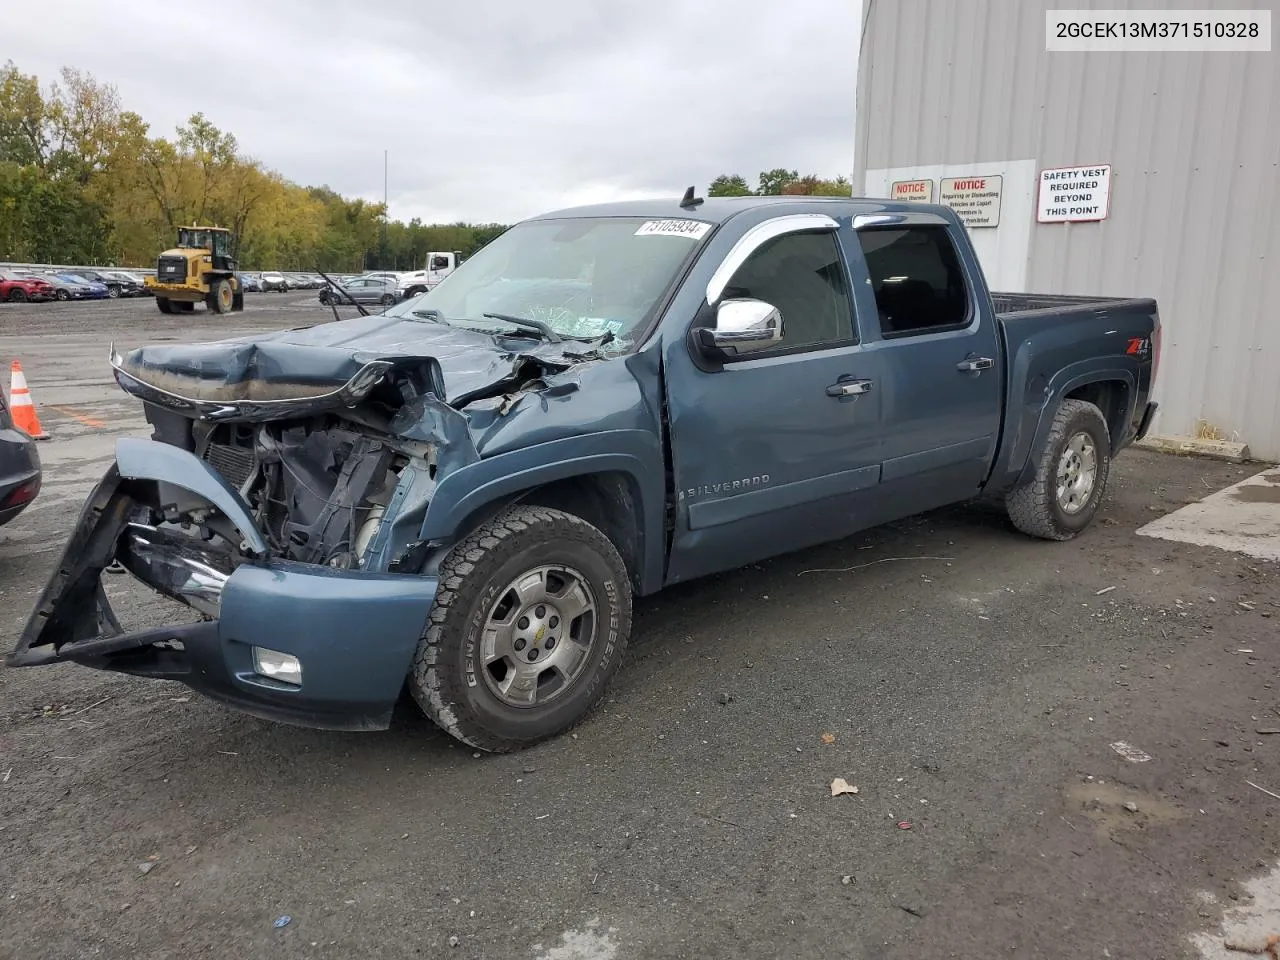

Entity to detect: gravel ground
[1,295,1278,960]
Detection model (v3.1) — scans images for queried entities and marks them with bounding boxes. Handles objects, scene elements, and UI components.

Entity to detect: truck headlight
[252,647,302,686]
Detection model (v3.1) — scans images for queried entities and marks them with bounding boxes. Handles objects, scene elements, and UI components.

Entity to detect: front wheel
[410,505,632,753]
[107,285,120,299]
[156,297,173,314]
[56,289,70,301]
[209,278,234,314]
[1006,398,1111,540]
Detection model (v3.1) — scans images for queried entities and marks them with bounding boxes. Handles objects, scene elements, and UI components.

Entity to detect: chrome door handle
[827,379,873,397]
[956,357,994,372]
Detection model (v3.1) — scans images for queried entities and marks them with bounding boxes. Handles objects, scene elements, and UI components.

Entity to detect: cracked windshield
[385,216,710,349]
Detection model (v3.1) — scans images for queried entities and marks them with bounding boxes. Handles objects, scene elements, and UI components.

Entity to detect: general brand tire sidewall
[1049,410,1110,534]
[440,536,627,741]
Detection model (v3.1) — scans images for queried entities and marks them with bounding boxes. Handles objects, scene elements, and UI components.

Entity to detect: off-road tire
[208,278,234,314]
[1006,398,1111,541]
[156,297,173,314]
[409,505,632,753]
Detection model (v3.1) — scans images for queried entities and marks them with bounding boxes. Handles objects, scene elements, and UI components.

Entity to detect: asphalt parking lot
[1,295,1278,960]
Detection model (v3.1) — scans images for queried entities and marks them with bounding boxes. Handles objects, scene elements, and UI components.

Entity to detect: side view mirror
[708,298,783,356]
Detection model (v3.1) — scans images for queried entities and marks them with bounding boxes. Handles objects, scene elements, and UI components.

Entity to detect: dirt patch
[1065,780,1186,840]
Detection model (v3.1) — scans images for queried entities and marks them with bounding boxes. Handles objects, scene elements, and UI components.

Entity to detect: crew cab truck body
[7,197,1159,751]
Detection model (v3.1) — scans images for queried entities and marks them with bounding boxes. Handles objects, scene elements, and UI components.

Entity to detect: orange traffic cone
[8,360,47,439]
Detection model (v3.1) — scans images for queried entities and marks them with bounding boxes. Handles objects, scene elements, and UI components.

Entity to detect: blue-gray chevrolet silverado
[7,195,1160,752]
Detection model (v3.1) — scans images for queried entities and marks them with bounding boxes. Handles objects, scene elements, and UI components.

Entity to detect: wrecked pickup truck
[8,195,1160,752]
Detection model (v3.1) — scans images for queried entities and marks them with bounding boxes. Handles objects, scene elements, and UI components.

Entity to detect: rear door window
[856,226,970,337]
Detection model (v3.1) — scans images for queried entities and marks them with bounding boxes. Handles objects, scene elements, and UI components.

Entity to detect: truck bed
[992,292,1142,318]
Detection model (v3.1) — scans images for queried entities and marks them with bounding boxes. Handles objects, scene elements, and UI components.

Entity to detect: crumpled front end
[7,438,438,731]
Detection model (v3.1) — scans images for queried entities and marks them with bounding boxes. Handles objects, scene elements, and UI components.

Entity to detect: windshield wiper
[482,312,562,343]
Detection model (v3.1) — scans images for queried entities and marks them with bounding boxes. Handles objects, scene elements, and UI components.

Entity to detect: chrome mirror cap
[710,299,783,355]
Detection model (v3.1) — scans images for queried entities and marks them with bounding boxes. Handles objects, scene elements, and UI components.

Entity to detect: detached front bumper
[7,439,438,731]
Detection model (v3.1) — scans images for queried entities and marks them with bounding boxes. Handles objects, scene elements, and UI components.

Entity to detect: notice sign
[890,179,934,203]
[939,175,1003,227]
[1037,165,1111,222]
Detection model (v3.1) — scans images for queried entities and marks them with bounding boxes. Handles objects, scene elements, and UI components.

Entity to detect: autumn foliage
[0,62,506,270]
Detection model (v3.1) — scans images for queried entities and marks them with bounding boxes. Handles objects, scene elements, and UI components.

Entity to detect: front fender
[418,429,666,593]
[115,437,268,555]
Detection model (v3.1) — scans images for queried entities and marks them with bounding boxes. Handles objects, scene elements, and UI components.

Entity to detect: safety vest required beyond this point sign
[1037,165,1111,222]
[939,175,1003,228]
[890,179,934,203]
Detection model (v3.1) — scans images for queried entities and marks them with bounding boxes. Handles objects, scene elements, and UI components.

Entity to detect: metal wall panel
[854,0,1280,457]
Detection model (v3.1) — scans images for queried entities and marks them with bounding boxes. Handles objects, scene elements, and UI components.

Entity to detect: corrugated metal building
[853,0,1280,458]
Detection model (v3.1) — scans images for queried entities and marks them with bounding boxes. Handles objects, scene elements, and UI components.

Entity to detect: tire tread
[1006,398,1111,541]
[410,504,630,753]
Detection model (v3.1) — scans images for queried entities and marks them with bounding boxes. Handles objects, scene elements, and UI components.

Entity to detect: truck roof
[531,195,940,224]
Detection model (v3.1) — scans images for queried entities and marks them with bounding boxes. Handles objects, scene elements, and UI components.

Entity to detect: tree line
[0,62,506,271]
[707,169,853,197]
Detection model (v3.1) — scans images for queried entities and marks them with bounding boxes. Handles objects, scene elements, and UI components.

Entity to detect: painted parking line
[46,405,108,429]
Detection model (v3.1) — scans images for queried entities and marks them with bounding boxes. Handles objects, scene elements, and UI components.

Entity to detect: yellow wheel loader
[143,226,244,315]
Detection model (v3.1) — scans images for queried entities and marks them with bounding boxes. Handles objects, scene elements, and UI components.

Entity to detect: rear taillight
[1,476,40,509]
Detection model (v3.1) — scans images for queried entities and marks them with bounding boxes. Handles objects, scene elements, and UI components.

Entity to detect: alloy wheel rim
[1056,431,1098,514]
[479,565,598,708]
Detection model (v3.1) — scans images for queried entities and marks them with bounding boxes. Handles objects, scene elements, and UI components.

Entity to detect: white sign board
[890,179,934,203]
[1037,165,1112,222]
[939,175,1003,227]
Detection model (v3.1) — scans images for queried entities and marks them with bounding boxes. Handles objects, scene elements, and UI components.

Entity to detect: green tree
[756,168,799,195]
[707,174,752,197]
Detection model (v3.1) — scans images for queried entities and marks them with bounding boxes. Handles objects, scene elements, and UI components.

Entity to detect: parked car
[65,270,138,299]
[318,275,398,306]
[260,272,288,292]
[0,272,56,303]
[33,273,109,301]
[237,273,262,293]
[111,271,153,295]
[0,386,41,527]
[8,195,1160,753]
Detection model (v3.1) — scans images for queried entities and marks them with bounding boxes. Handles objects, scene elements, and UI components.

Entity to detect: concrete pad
[1137,467,1280,561]
[1189,861,1280,960]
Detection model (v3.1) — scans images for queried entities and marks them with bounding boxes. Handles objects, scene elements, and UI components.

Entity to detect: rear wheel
[410,505,632,753]
[1006,398,1111,540]
[379,293,395,306]
[8,289,27,303]
[156,297,173,314]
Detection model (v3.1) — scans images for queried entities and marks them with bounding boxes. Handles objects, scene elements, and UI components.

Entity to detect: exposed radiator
[202,442,256,490]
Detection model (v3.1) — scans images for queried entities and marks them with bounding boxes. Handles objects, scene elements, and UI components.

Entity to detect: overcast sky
[13,0,862,225]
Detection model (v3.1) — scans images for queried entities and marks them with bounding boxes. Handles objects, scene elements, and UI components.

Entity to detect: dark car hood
[113,312,589,413]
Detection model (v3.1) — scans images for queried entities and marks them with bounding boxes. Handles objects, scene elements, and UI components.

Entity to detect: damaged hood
[112,312,588,418]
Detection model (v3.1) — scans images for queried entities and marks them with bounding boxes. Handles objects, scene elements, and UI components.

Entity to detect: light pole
[382,149,389,269]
